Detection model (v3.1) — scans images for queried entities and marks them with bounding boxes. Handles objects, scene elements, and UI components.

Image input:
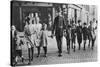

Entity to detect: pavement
[16,31,97,66]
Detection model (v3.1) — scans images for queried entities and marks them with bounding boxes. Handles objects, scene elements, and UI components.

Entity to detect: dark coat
[52,15,66,37]
[76,26,82,43]
[71,27,76,40]
[82,27,88,40]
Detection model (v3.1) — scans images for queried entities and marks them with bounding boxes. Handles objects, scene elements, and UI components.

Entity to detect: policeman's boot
[58,48,62,57]
[58,53,62,57]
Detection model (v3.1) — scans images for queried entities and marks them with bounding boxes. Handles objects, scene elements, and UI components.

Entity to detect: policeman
[76,20,82,50]
[52,7,66,57]
[82,23,88,50]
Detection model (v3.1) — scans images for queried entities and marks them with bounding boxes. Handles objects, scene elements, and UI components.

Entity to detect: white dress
[28,24,37,47]
[41,30,48,47]
[35,23,42,47]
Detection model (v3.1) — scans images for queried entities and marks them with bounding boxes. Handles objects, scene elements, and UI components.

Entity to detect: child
[36,23,48,57]
[71,23,76,52]
[82,23,88,50]
[41,23,48,57]
[76,20,82,50]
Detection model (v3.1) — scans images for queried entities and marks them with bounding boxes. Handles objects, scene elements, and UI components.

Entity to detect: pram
[15,32,33,65]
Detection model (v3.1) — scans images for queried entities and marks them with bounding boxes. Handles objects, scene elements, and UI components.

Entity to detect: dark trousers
[92,38,96,49]
[43,47,47,55]
[28,48,31,62]
[55,35,62,54]
[66,36,70,53]
[31,47,34,60]
[77,37,82,50]
[72,38,75,48]
[83,40,86,50]
[37,47,40,56]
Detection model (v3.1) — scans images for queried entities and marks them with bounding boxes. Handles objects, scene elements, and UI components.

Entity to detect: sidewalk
[16,31,97,66]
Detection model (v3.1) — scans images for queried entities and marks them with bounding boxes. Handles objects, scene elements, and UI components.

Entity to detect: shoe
[37,55,40,57]
[58,54,62,57]
[28,62,31,65]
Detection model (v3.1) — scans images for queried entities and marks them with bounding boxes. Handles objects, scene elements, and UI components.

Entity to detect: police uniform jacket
[52,15,66,37]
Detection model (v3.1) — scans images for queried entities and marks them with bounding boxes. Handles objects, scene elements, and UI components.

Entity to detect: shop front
[11,1,53,31]
[68,4,82,24]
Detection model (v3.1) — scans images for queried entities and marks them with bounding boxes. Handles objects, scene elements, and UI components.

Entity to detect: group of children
[70,19,97,52]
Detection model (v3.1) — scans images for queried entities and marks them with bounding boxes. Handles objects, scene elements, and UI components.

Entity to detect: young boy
[76,20,82,50]
[82,23,88,50]
[71,22,76,52]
